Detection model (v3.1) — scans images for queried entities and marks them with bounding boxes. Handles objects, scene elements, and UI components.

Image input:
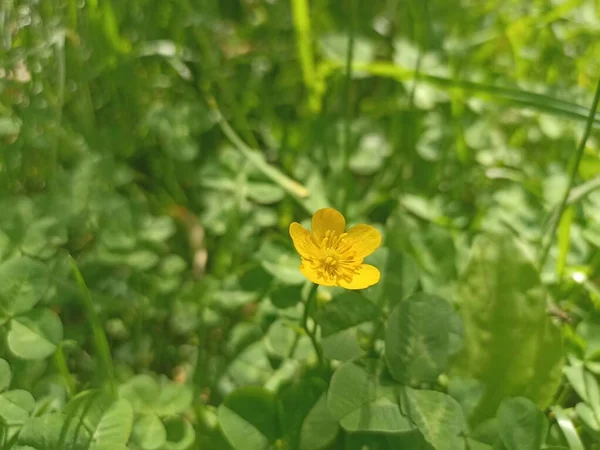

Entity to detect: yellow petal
[345,224,382,258]
[339,264,380,290]
[289,222,319,259]
[299,259,336,286]
[312,208,346,242]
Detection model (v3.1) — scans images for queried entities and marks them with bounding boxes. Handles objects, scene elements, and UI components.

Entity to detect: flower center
[309,230,361,285]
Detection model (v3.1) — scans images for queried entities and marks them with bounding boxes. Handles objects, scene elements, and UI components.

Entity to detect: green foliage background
[1,0,600,449]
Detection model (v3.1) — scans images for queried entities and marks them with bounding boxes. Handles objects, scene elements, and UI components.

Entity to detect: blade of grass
[55,342,76,397]
[291,0,322,112]
[539,79,600,268]
[551,406,585,450]
[556,206,574,278]
[341,0,356,175]
[320,60,600,126]
[69,255,115,392]
[208,97,310,201]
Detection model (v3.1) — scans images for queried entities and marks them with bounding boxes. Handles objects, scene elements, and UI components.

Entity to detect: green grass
[1,0,600,449]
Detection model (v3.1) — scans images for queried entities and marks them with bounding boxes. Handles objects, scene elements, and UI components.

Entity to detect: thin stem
[303,283,324,368]
[539,79,600,268]
[69,256,115,392]
[341,0,356,174]
[55,342,76,397]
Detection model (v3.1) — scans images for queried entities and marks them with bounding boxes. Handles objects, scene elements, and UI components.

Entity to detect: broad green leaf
[163,417,195,450]
[269,285,303,309]
[467,439,493,450]
[564,365,600,408]
[453,234,563,422]
[265,319,296,357]
[17,414,89,450]
[386,432,432,450]
[156,383,193,417]
[0,389,35,424]
[316,291,380,337]
[299,393,339,450]
[218,387,279,450]
[132,414,167,450]
[576,402,600,435]
[0,358,10,390]
[88,399,134,449]
[247,182,285,204]
[0,257,49,316]
[321,327,365,362]
[496,398,548,450]
[8,308,64,359]
[258,240,305,285]
[118,374,160,413]
[404,387,467,450]
[327,360,413,434]
[385,293,460,384]
[225,341,273,386]
[279,379,328,449]
[365,246,419,306]
[21,217,68,259]
[448,377,486,420]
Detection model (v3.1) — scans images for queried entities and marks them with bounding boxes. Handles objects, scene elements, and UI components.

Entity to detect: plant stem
[303,283,324,368]
[539,79,600,268]
[69,256,115,392]
[55,342,76,397]
[341,0,356,174]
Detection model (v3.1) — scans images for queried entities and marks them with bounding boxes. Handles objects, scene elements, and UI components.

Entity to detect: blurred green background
[2,0,600,449]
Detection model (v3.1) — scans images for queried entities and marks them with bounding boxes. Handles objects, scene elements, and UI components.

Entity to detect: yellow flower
[289,208,382,290]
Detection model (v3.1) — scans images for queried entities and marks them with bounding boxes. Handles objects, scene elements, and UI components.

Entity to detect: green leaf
[576,320,600,359]
[218,387,279,450]
[258,240,305,285]
[17,414,89,450]
[0,256,49,316]
[8,308,64,359]
[132,414,167,450]
[246,182,286,205]
[496,398,547,450]
[365,245,419,306]
[404,387,467,450]
[385,293,460,384]
[21,217,68,259]
[270,285,303,309]
[279,379,329,449]
[453,234,563,422]
[163,417,195,450]
[156,383,193,417]
[386,432,432,450]
[327,360,413,434]
[551,407,585,450]
[467,439,494,450]
[118,374,160,414]
[0,358,10,391]
[0,389,35,424]
[321,327,365,362]
[265,319,296,357]
[88,398,134,449]
[299,393,339,450]
[564,364,599,407]
[316,291,380,337]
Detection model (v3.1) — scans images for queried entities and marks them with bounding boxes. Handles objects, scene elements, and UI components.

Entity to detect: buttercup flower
[289,208,382,290]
